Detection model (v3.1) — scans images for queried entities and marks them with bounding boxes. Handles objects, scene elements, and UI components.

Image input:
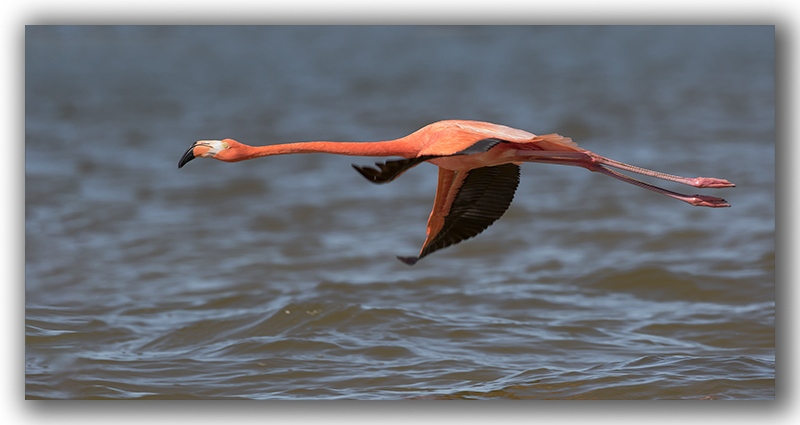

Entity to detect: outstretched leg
[591,164,730,207]
[586,153,735,189]
[515,149,733,207]
[517,150,734,188]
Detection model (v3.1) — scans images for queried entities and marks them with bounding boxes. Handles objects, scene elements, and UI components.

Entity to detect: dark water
[26,26,774,400]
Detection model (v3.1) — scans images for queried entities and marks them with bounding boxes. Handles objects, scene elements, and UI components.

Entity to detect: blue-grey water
[25,25,774,400]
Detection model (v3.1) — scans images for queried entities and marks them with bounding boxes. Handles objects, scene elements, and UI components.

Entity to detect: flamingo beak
[178,141,219,169]
[178,142,198,169]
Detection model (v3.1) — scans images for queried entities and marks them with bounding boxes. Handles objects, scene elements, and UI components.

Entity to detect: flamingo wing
[352,138,507,184]
[352,155,438,184]
[454,121,536,142]
[398,163,520,265]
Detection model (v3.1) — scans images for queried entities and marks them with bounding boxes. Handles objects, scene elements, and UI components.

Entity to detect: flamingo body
[178,120,733,264]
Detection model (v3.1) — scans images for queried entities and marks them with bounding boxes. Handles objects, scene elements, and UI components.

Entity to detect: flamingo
[178,120,734,265]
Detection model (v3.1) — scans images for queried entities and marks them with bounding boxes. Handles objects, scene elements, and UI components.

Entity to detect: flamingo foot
[689,177,736,189]
[686,194,731,208]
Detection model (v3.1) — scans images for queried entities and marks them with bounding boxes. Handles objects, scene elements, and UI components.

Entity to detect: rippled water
[26,26,774,400]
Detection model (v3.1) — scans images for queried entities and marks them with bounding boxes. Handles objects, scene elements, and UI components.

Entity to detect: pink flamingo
[178,120,733,264]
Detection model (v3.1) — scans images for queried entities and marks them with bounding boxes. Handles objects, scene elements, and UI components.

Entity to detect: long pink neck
[241,138,421,160]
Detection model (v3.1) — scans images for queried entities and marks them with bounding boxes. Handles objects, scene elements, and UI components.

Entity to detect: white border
[10,1,794,424]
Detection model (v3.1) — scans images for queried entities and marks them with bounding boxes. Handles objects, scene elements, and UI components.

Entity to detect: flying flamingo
[178,120,734,264]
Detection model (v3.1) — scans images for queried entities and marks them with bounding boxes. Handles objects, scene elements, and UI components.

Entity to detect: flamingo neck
[243,139,420,159]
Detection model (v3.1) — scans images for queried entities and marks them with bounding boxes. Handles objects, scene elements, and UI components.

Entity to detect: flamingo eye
[222,142,230,149]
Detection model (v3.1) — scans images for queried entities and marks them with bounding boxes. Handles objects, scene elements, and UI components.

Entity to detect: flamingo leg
[590,164,730,207]
[516,150,735,189]
[584,153,735,188]
[515,150,732,208]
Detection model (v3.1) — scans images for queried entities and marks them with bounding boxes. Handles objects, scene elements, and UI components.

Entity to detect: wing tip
[396,255,419,266]
[352,163,381,183]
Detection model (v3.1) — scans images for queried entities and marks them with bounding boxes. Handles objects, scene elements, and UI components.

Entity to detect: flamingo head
[178,139,243,168]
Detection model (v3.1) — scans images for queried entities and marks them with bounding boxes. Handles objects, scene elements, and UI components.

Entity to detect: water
[25,26,774,400]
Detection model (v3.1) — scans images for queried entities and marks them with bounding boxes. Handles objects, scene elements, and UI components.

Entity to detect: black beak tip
[178,145,196,169]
